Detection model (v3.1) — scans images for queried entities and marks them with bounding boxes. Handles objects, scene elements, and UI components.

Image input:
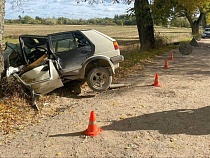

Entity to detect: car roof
[19,30,94,38]
[19,34,47,38]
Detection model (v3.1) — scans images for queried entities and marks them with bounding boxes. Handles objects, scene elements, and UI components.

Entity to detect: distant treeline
[5,15,190,27]
[5,15,136,26]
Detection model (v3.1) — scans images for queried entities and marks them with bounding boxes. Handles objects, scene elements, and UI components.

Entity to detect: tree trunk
[186,12,205,36]
[134,0,155,50]
[202,13,207,29]
[0,0,5,74]
[191,25,199,36]
[0,0,5,50]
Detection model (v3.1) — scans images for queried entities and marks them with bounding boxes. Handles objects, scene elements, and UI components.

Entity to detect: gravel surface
[1,39,210,157]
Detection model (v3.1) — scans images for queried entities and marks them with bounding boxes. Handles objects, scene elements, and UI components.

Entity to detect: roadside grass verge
[114,44,178,80]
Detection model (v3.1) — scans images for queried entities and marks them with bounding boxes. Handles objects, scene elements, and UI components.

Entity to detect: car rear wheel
[87,67,112,92]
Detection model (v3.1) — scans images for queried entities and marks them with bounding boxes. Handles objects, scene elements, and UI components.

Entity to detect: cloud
[5,0,133,19]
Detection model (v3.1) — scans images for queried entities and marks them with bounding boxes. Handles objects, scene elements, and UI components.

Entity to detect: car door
[50,32,93,72]
[55,45,92,70]
[20,59,63,95]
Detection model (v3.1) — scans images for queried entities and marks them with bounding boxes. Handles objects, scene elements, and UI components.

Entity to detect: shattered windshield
[20,36,48,63]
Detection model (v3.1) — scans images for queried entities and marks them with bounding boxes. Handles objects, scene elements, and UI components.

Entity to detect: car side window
[51,33,77,53]
[56,38,77,53]
[74,33,91,47]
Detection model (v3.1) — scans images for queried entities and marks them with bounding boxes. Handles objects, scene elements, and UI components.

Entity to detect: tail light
[113,41,119,50]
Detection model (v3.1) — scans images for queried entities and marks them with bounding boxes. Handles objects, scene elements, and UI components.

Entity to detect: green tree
[22,15,35,24]
[170,17,190,27]
[116,19,124,25]
[153,0,210,36]
[176,0,209,36]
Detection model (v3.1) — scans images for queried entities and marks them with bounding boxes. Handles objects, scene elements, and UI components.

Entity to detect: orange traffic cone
[170,53,174,60]
[152,74,160,87]
[83,111,102,137]
[164,60,169,69]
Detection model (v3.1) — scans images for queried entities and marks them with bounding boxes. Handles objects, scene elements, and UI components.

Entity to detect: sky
[5,0,134,20]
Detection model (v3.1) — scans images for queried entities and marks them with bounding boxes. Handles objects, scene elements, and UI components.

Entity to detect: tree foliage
[152,0,210,16]
[5,15,136,25]
[173,0,210,29]
[152,0,210,35]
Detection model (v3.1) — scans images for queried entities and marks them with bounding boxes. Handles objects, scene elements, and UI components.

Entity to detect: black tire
[87,67,112,92]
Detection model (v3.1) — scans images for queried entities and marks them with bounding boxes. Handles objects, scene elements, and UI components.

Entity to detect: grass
[113,43,178,81]
[3,24,192,44]
[0,24,191,134]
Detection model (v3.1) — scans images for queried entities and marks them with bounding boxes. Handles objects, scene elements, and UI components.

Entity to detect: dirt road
[1,39,210,157]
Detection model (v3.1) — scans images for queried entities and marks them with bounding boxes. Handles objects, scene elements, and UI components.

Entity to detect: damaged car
[1,29,124,109]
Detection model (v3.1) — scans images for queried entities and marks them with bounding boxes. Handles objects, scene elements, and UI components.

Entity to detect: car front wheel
[87,67,112,92]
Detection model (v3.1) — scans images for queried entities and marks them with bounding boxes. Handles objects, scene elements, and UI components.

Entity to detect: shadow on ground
[47,82,96,99]
[49,132,82,137]
[102,105,210,135]
[49,106,210,137]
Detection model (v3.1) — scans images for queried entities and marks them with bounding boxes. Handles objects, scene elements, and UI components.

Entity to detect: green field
[3,24,193,46]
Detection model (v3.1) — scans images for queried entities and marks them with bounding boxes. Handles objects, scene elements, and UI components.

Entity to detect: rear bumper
[110,55,124,64]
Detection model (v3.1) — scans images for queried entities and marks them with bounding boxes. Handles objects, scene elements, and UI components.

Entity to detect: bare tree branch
[10,0,26,9]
